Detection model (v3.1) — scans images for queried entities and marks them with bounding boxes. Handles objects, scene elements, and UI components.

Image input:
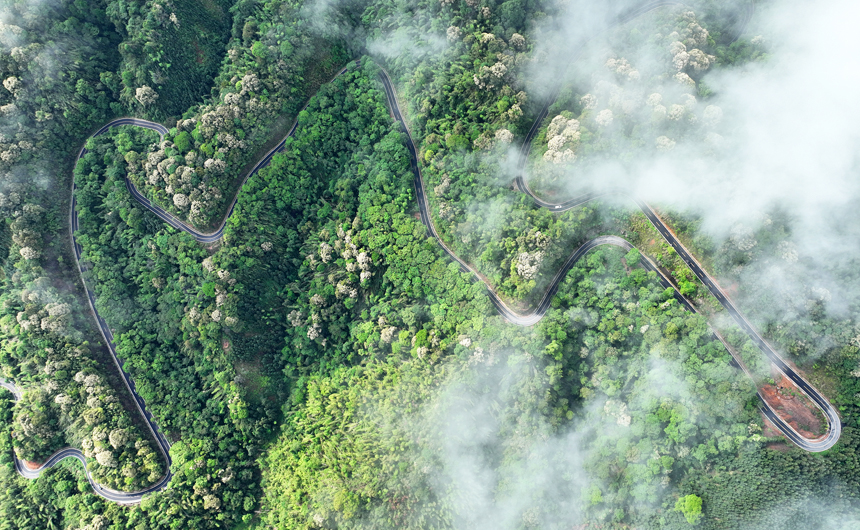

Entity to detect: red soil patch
[759,372,826,440]
[23,460,41,470]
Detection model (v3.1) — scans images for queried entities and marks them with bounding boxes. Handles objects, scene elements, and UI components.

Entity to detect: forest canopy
[0,0,858,530]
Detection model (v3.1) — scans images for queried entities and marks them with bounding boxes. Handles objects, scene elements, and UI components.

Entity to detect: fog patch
[367,26,450,62]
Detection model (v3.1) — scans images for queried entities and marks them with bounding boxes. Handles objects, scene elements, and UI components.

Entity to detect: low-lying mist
[523,0,860,333]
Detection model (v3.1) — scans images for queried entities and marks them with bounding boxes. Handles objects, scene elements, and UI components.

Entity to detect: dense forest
[0,0,859,529]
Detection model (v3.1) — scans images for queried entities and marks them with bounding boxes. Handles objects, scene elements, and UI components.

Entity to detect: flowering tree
[135,85,159,106]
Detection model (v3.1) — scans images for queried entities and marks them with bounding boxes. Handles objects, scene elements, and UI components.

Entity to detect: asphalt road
[508,178,841,451]
[0,379,169,503]
[13,0,821,508]
[501,0,839,452]
[28,63,358,502]
[381,1,838,452]
[9,63,361,502]
[380,50,840,452]
[118,63,357,244]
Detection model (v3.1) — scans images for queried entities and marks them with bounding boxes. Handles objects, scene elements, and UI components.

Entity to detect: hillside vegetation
[0,1,859,530]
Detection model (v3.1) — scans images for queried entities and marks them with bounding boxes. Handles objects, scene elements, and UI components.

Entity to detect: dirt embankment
[760,370,826,440]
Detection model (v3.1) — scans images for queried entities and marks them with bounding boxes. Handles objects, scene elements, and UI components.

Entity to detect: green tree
[674,494,703,525]
[625,248,640,266]
[174,131,191,152]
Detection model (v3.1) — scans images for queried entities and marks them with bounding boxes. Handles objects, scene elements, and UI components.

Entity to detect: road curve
[384,0,838,452]
[119,63,358,244]
[0,379,169,503]
[7,0,827,507]
[27,63,361,502]
[380,51,839,452]
[507,0,840,451]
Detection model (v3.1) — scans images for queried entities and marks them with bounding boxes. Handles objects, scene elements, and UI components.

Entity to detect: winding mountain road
[500,0,840,452]
[381,51,840,452]
[2,0,836,506]
[0,379,170,503]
